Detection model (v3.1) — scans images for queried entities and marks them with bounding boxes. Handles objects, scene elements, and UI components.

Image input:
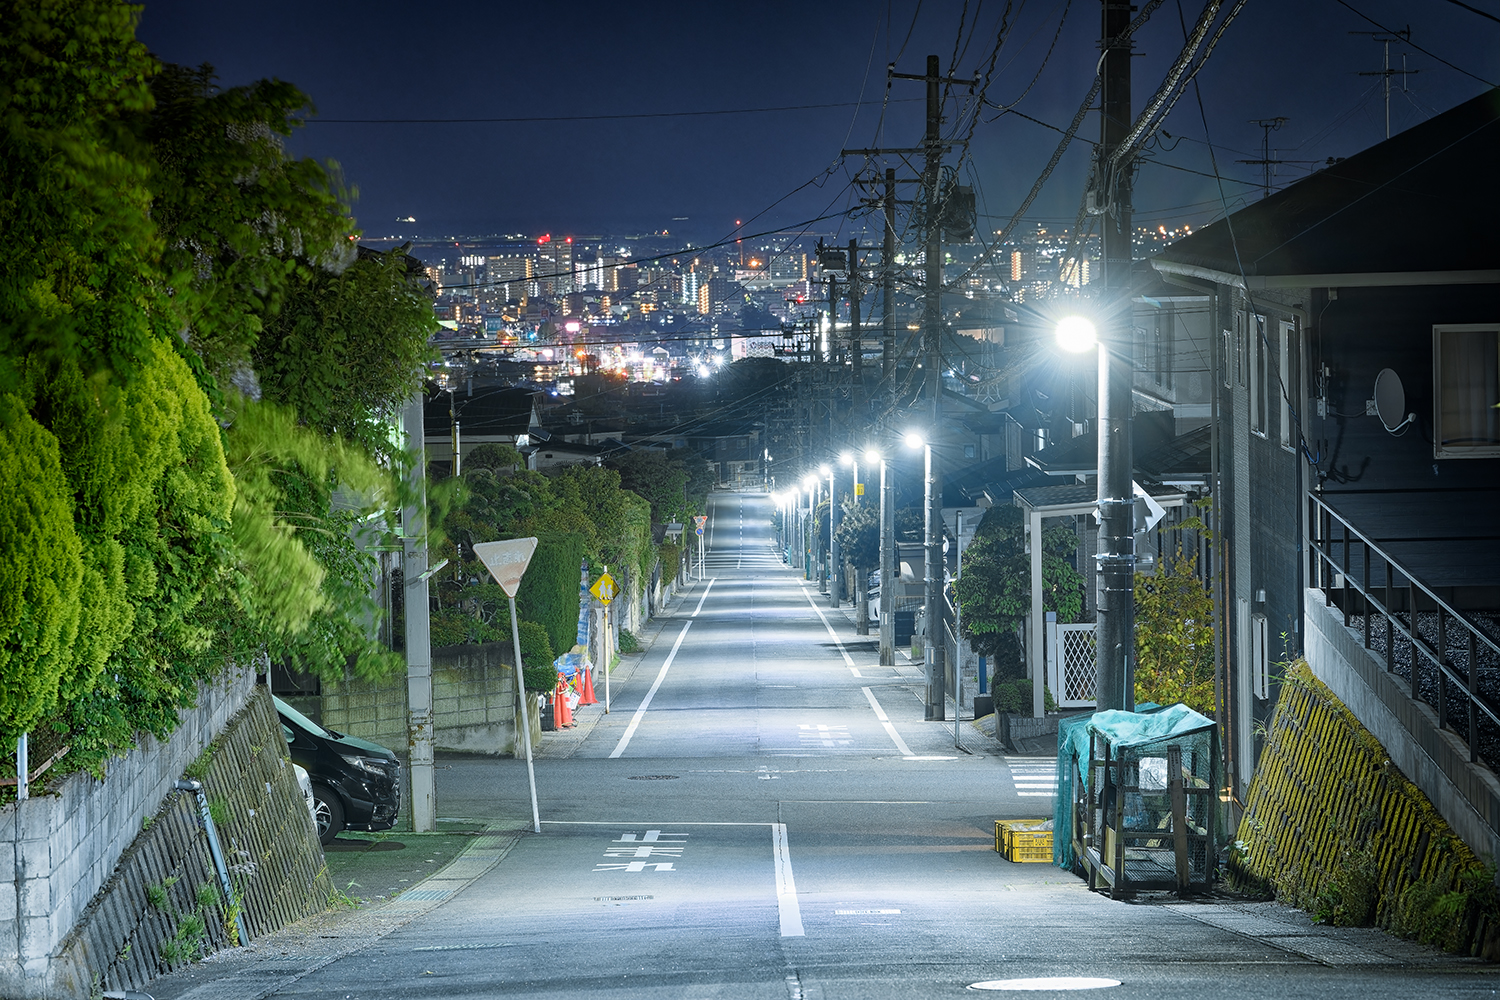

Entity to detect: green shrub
[515,532,586,657]
[0,395,83,740]
[991,678,1057,714]
[617,629,641,654]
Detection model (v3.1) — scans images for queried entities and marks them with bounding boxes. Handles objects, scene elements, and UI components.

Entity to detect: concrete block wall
[0,665,254,998]
[322,642,540,759]
[47,688,331,997]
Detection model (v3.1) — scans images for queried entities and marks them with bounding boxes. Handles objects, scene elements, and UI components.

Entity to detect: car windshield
[273,695,335,740]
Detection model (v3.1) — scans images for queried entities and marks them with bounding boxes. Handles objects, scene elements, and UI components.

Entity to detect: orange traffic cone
[554,676,574,728]
[578,663,598,705]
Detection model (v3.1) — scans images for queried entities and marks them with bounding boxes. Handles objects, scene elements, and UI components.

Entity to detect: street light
[1055,312,1133,713]
[905,430,945,721]
[820,463,837,604]
[801,473,818,581]
[867,447,895,665]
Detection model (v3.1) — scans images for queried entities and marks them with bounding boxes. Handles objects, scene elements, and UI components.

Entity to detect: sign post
[694,515,708,581]
[473,537,542,833]
[590,569,618,713]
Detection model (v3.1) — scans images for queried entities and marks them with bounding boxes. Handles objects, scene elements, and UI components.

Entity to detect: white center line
[609,622,693,758]
[692,578,716,617]
[861,687,913,757]
[772,822,804,937]
[800,587,855,666]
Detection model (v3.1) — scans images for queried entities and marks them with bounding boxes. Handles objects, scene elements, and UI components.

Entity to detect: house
[424,383,542,475]
[1151,85,1500,853]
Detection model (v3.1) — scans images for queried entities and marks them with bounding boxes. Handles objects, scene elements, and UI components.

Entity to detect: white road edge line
[772,822,804,937]
[800,587,855,666]
[608,622,693,758]
[692,578,716,617]
[848,666,862,677]
[861,687,913,757]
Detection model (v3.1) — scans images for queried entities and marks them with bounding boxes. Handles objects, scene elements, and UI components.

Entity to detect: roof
[1013,479,1186,515]
[1153,87,1500,285]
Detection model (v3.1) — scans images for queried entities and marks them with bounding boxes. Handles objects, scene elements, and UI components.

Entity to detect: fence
[1306,492,1500,772]
[1047,614,1098,708]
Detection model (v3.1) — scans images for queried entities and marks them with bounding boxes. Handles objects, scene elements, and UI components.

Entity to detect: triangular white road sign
[472,538,539,598]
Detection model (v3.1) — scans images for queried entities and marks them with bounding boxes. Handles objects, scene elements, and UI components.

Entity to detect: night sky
[135,0,1499,246]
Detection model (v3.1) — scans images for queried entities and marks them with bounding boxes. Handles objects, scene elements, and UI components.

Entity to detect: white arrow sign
[1132,481,1167,532]
[473,538,539,598]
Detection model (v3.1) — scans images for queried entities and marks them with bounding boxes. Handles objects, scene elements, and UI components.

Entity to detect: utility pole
[848,239,863,393]
[1095,0,1136,713]
[882,168,897,381]
[1354,27,1416,140]
[845,59,972,718]
[1237,117,1288,198]
[896,54,950,721]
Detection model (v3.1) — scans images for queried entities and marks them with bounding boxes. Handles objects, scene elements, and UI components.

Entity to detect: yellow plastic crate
[995,819,1053,862]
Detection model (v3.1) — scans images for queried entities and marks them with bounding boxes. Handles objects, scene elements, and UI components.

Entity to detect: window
[1279,320,1295,448]
[1238,312,1248,388]
[1433,324,1500,459]
[1252,613,1270,700]
[1153,305,1175,388]
[1222,328,1233,389]
[1251,314,1267,435]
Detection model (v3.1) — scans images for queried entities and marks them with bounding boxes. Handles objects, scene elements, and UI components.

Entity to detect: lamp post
[820,463,837,604]
[1057,314,1133,713]
[905,430,945,721]
[801,474,818,581]
[843,450,866,632]
[867,448,894,664]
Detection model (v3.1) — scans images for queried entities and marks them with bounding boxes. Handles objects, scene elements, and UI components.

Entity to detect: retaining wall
[1236,660,1498,956]
[1303,588,1500,865]
[49,688,331,996]
[0,666,253,997]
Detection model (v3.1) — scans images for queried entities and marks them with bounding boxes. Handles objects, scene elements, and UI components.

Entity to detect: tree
[954,505,1085,683]
[1134,547,1215,715]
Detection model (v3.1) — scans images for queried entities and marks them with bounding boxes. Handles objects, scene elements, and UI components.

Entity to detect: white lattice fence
[1046,620,1097,708]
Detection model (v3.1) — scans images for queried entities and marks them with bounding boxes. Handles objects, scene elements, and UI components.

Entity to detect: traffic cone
[555,676,574,728]
[578,662,598,705]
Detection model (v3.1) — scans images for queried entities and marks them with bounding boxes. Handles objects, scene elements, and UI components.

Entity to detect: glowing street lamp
[905,430,944,720]
[1055,312,1133,713]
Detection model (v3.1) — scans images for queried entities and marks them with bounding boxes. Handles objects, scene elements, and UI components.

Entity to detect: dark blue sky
[136,0,1499,245]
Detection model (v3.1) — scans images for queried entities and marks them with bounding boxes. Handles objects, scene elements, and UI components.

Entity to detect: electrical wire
[305,98,922,125]
[1332,0,1497,87]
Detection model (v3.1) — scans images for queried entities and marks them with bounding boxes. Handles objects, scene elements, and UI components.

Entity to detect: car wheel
[311,783,344,846]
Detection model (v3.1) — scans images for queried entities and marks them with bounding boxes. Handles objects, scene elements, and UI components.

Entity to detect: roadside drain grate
[627,774,680,780]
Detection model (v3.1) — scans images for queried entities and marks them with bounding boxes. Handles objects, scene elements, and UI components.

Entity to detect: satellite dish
[1372,368,1410,433]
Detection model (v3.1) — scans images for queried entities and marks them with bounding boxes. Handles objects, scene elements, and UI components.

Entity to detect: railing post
[1384,561,1395,673]
[1362,538,1372,650]
[1436,604,1448,733]
[1468,631,1479,764]
[1341,520,1351,626]
[1409,581,1420,702]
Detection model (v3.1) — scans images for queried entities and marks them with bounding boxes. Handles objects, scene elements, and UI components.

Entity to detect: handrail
[1306,491,1500,753]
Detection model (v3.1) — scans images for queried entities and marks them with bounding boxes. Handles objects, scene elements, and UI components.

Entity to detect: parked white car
[293,763,316,827]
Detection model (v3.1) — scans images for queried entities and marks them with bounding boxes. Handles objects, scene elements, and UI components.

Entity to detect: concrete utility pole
[401,394,436,832]
[921,53,947,722]
[1095,0,1136,713]
[877,454,895,665]
[848,239,863,395]
[883,168,897,381]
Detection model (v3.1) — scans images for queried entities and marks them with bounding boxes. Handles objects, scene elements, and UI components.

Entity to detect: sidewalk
[147,585,705,1000]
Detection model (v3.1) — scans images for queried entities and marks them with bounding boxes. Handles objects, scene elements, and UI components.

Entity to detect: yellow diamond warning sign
[590,572,618,605]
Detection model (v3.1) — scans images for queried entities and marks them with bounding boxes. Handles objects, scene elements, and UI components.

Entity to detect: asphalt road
[155,492,1497,1000]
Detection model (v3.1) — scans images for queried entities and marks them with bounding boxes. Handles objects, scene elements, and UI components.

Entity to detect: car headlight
[340,754,388,775]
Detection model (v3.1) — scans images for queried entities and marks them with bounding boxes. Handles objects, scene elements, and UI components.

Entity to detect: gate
[1046,616,1097,708]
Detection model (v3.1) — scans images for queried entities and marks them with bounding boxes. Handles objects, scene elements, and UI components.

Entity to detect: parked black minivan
[274,696,401,845]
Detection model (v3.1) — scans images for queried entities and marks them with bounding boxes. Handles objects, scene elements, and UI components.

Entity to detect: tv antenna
[1352,27,1418,139]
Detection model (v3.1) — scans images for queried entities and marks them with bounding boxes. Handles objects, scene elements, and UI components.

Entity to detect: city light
[903,431,924,449]
[865,448,881,465]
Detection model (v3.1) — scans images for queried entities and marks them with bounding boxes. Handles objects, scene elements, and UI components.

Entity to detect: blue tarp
[1053,703,1216,870]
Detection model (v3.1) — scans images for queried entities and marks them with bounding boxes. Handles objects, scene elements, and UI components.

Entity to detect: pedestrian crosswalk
[1006,757,1058,798]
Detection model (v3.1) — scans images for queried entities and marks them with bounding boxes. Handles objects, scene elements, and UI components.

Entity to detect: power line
[1332,0,1497,87]
[305,98,921,125]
